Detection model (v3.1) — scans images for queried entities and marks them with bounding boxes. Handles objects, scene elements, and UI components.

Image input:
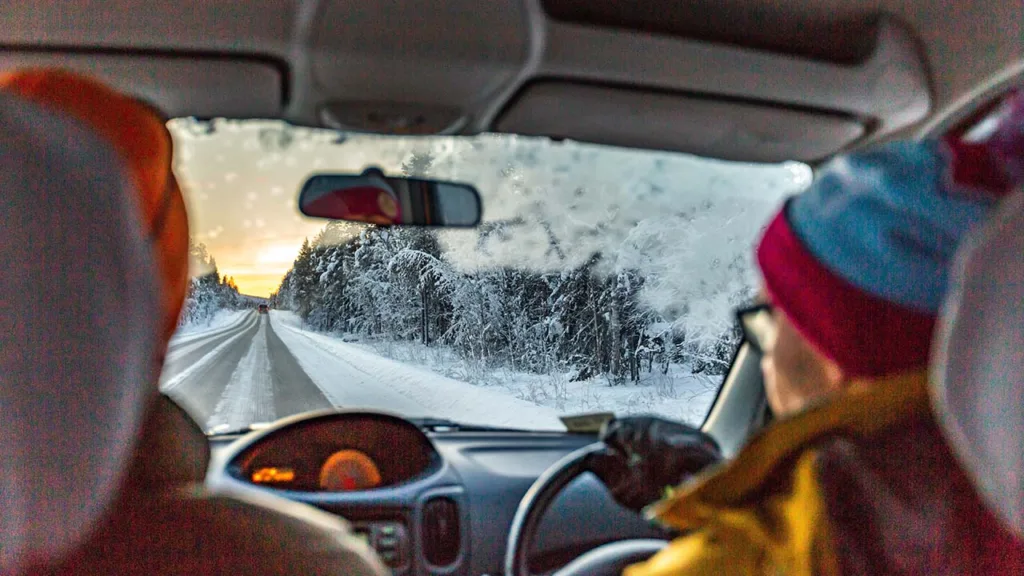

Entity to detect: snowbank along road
[160,311,566,433]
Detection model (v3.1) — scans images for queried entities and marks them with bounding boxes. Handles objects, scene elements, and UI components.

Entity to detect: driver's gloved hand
[589,416,722,512]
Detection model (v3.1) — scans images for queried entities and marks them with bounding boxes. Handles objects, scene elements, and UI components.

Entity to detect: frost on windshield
[169,120,810,426]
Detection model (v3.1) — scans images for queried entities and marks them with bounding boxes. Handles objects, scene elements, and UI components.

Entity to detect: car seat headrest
[0,68,191,350]
[932,189,1024,538]
[0,92,160,571]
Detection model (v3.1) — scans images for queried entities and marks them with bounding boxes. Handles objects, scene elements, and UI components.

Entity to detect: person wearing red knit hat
[585,90,1024,575]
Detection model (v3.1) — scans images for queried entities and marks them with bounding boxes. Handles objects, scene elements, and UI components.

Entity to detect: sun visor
[496,82,865,163]
[0,52,283,119]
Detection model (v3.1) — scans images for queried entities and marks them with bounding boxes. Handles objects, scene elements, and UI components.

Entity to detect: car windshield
[162,119,811,433]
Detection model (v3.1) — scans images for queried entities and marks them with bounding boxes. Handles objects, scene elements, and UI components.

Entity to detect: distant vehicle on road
[258,304,269,314]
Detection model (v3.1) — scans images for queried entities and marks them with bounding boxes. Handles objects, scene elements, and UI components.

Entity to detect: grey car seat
[931,189,1024,542]
[0,90,388,576]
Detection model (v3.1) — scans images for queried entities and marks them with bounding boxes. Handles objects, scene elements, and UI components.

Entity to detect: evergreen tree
[178,238,244,328]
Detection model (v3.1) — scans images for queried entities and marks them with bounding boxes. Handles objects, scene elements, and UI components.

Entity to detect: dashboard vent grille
[421,497,460,566]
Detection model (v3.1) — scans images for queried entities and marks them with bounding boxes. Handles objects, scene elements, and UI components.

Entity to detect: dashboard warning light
[252,467,296,484]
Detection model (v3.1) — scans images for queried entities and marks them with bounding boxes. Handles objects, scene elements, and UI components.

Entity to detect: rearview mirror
[299,168,482,227]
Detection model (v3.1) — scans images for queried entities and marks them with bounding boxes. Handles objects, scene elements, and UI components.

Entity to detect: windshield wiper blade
[205,418,526,436]
[206,425,252,436]
[206,422,272,436]
[409,417,527,433]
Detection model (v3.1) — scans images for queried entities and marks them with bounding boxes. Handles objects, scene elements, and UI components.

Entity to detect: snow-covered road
[161,311,333,432]
[161,311,564,432]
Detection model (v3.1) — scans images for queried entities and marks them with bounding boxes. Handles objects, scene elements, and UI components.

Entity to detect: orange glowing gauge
[319,449,383,491]
[251,466,296,484]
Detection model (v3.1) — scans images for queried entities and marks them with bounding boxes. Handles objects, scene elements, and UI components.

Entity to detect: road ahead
[160,311,567,432]
[160,312,334,432]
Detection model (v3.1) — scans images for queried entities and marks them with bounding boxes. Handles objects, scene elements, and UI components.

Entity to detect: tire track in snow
[206,316,276,432]
[269,312,564,430]
[270,313,428,414]
[164,312,257,365]
[162,312,332,429]
[167,310,250,350]
[159,314,257,392]
[263,318,334,418]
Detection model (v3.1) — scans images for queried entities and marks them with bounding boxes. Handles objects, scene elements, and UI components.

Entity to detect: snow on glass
[169,120,810,426]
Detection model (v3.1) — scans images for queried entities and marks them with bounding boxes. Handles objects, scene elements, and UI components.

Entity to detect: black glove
[588,416,722,512]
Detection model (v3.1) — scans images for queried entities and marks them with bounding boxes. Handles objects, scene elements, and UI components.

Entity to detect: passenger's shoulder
[815,414,1024,575]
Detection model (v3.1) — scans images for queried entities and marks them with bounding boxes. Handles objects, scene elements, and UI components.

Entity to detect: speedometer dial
[319,449,383,491]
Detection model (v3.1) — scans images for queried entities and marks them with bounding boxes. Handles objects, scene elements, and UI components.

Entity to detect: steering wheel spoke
[504,443,667,576]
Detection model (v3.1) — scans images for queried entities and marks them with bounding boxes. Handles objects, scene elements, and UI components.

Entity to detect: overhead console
[308,0,530,136]
[303,2,932,162]
[302,2,932,162]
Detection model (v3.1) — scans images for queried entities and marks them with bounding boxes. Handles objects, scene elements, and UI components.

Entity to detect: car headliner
[2,0,1021,164]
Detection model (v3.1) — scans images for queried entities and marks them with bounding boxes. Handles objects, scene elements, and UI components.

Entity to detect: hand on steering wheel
[590,416,722,512]
[504,419,721,576]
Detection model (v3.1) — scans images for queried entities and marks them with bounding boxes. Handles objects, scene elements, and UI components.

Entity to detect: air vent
[421,497,460,566]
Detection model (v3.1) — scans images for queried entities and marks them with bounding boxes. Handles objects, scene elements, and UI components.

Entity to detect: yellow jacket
[624,370,1023,575]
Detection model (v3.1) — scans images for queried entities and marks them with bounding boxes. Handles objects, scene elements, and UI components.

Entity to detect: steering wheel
[504,443,669,576]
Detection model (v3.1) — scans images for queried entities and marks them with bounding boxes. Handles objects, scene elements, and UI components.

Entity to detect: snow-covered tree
[270,138,805,384]
[178,239,244,328]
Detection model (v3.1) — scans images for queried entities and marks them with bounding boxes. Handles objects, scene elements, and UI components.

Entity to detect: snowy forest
[273,151,764,387]
[178,240,247,328]
[275,223,741,384]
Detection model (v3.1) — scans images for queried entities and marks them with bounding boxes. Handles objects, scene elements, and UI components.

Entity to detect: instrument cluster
[230,412,440,492]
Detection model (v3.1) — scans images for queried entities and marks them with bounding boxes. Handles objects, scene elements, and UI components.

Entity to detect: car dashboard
[207,410,668,576]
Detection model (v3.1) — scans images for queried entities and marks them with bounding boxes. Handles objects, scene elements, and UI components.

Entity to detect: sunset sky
[168,120,432,296]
